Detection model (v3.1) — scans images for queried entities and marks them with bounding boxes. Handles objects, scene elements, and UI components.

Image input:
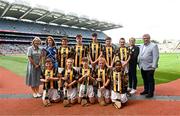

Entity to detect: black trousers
[128,64,137,89]
[141,69,155,94]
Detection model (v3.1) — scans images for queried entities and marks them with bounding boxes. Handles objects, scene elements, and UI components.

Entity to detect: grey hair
[143,34,151,39]
[31,36,41,46]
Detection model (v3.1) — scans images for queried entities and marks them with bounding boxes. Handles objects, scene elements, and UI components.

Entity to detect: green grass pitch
[0,53,180,86]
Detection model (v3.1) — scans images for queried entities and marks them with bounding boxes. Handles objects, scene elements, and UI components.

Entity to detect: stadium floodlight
[0,0,9,7]
[93,22,109,30]
[74,15,90,27]
[52,8,65,15]
[10,0,31,15]
[0,0,9,17]
[91,18,99,21]
[112,23,123,28]
[33,4,49,11]
[101,23,109,28]
[79,15,89,19]
[48,12,64,19]
[45,9,65,23]
[107,22,115,27]
[0,0,11,17]
[78,15,89,22]
[19,7,32,19]
[78,17,88,22]
[115,25,123,28]
[10,4,30,12]
[63,14,77,21]
[30,9,47,16]
[0,0,8,2]
[20,5,49,21]
[99,21,107,26]
[83,18,99,29]
[61,12,79,26]
[61,16,71,21]
[67,12,78,18]
[0,0,9,4]
[87,19,99,24]
[13,0,30,6]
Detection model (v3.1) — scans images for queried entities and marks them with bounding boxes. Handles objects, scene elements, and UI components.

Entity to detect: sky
[7,0,180,43]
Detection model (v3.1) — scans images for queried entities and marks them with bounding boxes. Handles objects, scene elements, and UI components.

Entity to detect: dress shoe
[146,94,154,98]
[140,91,148,95]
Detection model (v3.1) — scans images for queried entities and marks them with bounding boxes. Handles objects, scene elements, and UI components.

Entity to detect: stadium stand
[0,44,28,55]
[158,41,180,53]
[0,19,107,39]
[0,0,122,55]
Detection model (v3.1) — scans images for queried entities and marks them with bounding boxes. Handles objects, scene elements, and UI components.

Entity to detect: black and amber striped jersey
[102,45,115,66]
[72,45,88,67]
[57,46,71,68]
[89,42,102,62]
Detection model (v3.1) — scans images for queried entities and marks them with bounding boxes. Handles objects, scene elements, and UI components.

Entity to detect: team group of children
[40,33,131,109]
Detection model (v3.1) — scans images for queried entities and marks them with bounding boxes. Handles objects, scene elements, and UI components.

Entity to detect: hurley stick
[81,70,88,106]
[63,72,70,107]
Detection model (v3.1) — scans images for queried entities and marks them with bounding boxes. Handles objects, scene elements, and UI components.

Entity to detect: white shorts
[58,67,64,73]
[121,61,129,73]
[97,88,110,99]
[111,90,128,103]
[73,67,81,72]
[64,88,77,100]
[89,64,98,69]
[42,89,60,101]
[79,84,94,98]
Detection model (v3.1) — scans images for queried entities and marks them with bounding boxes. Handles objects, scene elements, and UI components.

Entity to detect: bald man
[138,34,159,98]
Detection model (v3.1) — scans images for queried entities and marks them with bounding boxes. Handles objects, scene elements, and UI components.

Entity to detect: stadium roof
[0,0,123,31]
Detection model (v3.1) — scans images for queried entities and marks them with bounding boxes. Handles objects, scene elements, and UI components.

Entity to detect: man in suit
[138,34,159,98]
[128,37,139,95]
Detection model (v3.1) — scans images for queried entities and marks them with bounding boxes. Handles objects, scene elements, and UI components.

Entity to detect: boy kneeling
[61,58,78,107]
[40,59,61,107]
[95,58,111,106]
[78,57,95,106]
[111,60,128,109]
